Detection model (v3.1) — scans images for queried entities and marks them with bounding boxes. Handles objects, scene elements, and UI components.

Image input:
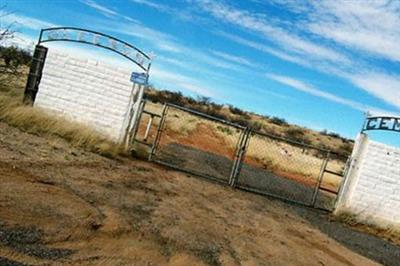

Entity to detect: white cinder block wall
[35,49,142,143]
[336,133,400,226]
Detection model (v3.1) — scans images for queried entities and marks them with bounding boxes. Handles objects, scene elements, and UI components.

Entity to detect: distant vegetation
[0,46,32,77]
[0,41,353,158]
[145,88,354,156]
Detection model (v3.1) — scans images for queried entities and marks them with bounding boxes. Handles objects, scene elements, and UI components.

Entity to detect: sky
[2,0,400,145]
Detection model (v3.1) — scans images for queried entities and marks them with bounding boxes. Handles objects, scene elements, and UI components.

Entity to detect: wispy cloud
[216,31,311,67]
[267,73,395,115]
[345,72,400,109]
[196,0,349,64]
[80,0,118,18]
[151,65,215,97]
[80,0,140,23]
[210,50,253,67]
[0,13,56,30]
[203,1,400,111]
[307,1,400,62]
[129,0,171,13]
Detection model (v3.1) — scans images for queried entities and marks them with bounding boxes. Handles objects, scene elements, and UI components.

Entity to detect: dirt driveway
[0,121,399,265]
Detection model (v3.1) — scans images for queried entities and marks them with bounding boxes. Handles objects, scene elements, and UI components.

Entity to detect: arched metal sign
[24,27,153,104]
[362,116,400,133]
[38,27,152,74]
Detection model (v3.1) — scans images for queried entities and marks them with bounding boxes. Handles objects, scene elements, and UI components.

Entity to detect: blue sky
[2,0,400,145]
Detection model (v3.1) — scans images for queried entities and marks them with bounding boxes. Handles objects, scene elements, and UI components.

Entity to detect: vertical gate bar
[230,128,251,187]
[149,103,168,161]
[143,115,154,142]
[130,100,146,145]
[237,129,251,177]
[229,127,247,186]
[311,151,330,207]
[332,156,351,210]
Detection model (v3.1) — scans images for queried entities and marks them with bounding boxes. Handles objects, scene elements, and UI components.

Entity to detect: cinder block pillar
[23,45,48,105]
[334,133,368,214]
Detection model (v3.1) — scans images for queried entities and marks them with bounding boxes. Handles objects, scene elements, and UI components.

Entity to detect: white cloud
[205,2,400,111]
[2,32,36,51]
[216,31,311,67]
[80,0,140,23]
[130,0,171,13]
[197,0,349,64]
[307,1,400,62]
[80,0,118,18]
[0,13,56,30]
[210,50,253,67]
[151,65,215,97]
[267,73,397,115]
[346,72,400,109]
[98,20,245,71]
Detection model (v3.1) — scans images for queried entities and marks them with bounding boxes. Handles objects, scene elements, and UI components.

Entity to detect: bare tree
[0,5,15,46]
[0,5,31,82]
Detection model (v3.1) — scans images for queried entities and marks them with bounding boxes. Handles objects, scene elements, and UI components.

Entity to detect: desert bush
[0,46,31,67]
[228,105,250,119]
[336,142,354,156]
[230,116,249,127]
[270,116,288,126]
[197,96,211,105]
[320,129,350,142]
[216,125,233,135]
[249,121,263,131]
[284,128,310,143]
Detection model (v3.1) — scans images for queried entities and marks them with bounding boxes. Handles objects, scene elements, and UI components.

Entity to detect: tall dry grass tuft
[0,80,125,158]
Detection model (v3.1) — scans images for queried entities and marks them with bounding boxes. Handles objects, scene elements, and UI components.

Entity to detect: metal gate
[132,101,349,211]
[233,131,349,210]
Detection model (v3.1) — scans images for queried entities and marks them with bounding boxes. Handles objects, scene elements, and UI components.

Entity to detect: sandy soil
[1,121,400,265]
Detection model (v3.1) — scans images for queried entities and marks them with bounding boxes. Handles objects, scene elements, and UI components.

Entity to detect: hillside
[144,88,354,157]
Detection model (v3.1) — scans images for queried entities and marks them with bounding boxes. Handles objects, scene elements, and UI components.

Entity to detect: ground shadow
[156,143,334,208]
[156,142,400,265]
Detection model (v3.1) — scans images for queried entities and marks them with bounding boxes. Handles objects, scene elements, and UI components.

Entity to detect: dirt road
[0,121,399,265]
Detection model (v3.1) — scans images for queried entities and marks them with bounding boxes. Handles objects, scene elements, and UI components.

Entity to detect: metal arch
[38,27,152,73]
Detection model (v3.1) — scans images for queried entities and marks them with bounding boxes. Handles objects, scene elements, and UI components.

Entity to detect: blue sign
[130,72,148,85]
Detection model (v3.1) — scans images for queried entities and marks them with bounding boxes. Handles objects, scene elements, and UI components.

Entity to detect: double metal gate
[133,101,349,211]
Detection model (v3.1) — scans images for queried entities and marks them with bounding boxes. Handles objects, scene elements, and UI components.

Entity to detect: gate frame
[133,101,349,211]
[145,102,247,184]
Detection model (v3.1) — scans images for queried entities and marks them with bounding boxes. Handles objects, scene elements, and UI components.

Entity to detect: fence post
[129,99,146,146]
[143,115,154,142]
[332,155,351,210]
[311,151,330,207]
[149,103,168,161]
[229,128,245,186]
[229,128,250,187]
[23,45,48,105]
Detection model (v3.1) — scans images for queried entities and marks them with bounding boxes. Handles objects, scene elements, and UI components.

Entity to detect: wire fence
[149,103,246,184]
[235,131,328,205]
[132,101,349,211]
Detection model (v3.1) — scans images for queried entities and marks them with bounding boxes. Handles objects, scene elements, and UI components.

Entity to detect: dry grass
[0,74,125,158]
[142,102,346,188]
[335,211,400,245]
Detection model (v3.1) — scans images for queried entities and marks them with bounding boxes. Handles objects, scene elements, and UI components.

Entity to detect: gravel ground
[155,143,334,208]
[0,224,74,260]
[0,257,27,266]
[1,121,400,265]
